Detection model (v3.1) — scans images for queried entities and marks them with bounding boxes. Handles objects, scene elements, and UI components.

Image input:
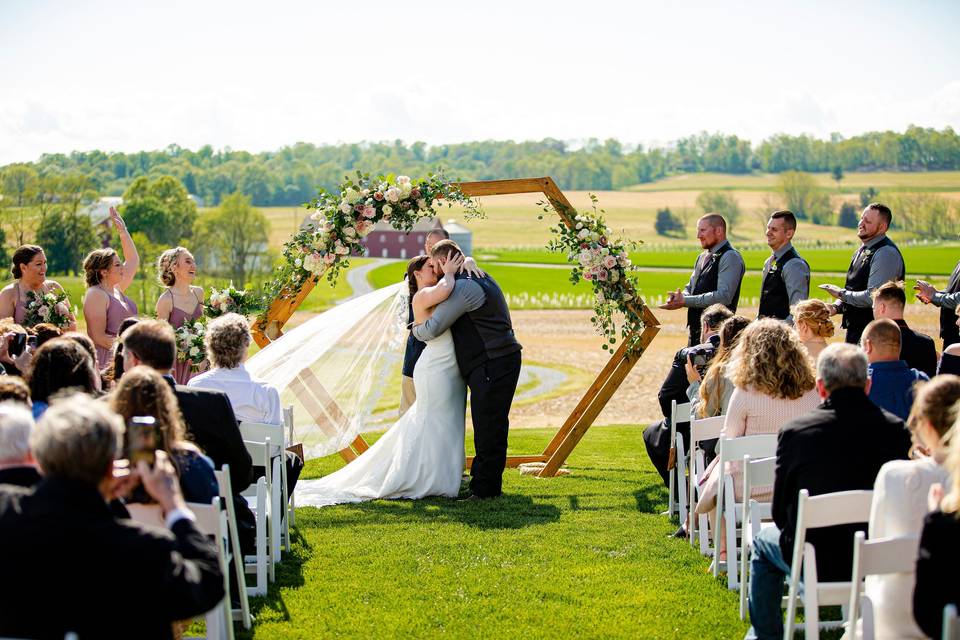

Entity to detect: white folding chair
[242,438,281,588]
[666,400,691,522]
[283,405,296,529]
[213,466,252,627]
[784,488,874,640]
[944,604,959,640]
[846,531,920,640]
[739,455,776,620]
[687,415,724,554]
[240,421,289,557]
[187,498,235,640]
[714,434,778,587]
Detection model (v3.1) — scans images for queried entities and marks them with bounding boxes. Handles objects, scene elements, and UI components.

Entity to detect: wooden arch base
[251,177,660,477]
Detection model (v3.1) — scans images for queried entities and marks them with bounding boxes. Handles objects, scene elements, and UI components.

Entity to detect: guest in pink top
[0,245,77,331]
[155,246,205,384]
[696,319,820,556]
[82,207,140,371]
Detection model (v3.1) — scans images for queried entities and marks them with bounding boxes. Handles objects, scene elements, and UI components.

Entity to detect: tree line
[2,126,959,207]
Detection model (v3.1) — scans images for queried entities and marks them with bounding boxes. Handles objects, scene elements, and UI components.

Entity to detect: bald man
[862,318,928,420]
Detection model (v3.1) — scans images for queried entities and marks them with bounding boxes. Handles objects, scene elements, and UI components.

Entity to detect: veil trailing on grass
[246,282,408,459]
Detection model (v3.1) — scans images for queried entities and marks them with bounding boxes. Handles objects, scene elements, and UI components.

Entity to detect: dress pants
[468,351,522,498]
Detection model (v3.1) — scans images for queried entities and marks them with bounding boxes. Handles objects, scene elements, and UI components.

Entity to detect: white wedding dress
[295,330,467,506]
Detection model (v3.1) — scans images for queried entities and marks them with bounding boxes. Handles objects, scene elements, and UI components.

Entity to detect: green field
[625,170,960,192]
[234,425,750,639]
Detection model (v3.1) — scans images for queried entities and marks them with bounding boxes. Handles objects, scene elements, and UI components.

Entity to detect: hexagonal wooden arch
[251,177,661,477]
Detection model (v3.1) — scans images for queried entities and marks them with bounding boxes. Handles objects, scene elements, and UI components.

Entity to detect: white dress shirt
[187,364,282,426]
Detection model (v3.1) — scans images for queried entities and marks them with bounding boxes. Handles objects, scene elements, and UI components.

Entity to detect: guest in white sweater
[863,374,960,640]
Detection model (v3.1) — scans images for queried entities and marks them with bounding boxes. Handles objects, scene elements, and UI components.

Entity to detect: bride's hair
[405,256,431,298]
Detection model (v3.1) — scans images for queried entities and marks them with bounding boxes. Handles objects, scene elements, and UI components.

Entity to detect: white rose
[38,305,49,318]
[339,201,353,214]
[577,229,590,239]
[189,346,200,357]
[610,270,619,283]
[336,245,349,255]
[397,175,411,186]
[344,187,360,202]
[576,222,583,230]
[194,322,204,331]
[295,258,303,267]
[382,204,393,218]
[417,198,427,209]
[344,226,356,237]
[385,187,401,203]
[55,301,69,316]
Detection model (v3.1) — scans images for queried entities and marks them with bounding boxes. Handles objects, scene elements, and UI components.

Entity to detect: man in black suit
[0,394,223,639]
[746,343,910,640]
[915,255,960,350]
[871,280,937,378]
[0,402,41,488]
[121,320,256,553]
[642,303,733,491]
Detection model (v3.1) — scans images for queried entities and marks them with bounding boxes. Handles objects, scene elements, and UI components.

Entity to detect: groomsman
[820,203,905,345]
[660,214,745,345]
[914,256,960,349]
[758,210,810,323]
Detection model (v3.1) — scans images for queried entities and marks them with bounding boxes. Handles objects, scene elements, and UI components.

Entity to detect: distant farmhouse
[359,218,473,259]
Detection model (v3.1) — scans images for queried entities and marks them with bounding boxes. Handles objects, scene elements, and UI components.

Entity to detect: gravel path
[339,258,396,302]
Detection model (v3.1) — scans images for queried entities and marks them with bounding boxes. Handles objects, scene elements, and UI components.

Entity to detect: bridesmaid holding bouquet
[155,246,205,384]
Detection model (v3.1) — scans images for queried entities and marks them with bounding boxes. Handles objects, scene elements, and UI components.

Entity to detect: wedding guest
[0,402,39,488]
[938,307,960,375]
[26,338,99,418]
[0,244,76,331]
[871,280,937,378]
[0,376,30,407]
[914,255,960,350]
[82,206,140,371]
[0,394,224,639]
[32,322,61,347]
[792,299,835,361]
[863,319,929,420]
[757,211,810,323]
[659,214,745,345]
[111,366,218,504]
[155,246,205,384]
[694,319,820,559]
[685,315,751,419]
[102,317,140,387]
[821,203,905,344]
[913,425,960,639]
[746,343,911,640]
[0,320,34,377]
[865,375,959,640]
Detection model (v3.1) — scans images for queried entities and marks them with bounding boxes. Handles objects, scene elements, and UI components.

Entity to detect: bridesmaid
[0,244,77,331]
[155,246,205,384]
[82,207,140,371]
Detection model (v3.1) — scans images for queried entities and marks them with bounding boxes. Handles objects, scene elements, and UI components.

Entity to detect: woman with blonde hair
[685,315,752,418]
[792,298,835,360]
[155,246,204,384]
[695,319,821,555]
[110,365,217,503]
[82,207,139,370]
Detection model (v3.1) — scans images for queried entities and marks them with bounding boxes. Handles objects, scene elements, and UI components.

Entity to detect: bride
[295,253,468,506]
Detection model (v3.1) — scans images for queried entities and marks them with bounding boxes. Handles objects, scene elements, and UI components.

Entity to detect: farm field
[625,170,960,192]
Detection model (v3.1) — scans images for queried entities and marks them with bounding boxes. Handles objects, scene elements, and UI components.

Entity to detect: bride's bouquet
[205,284,264,318]
[23,289,72,329]
[174,318,207,371]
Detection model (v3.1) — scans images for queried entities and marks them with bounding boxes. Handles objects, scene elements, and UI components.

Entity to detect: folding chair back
[667,400,692,520]
[944,604,958,640]
[187,498,234,640]
[213,467,251,627]
[283,405,296,527]
[739,455,776,619]
[688,415,724,553]
[846,531,920,640]
[241,422,290,556]
[785,489,874,640]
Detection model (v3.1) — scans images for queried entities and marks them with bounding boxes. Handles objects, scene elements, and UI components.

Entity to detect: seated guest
[0,319,33,377]
[32,322,62,347]
[0,394,223,639]
[27,337,99,418]
[102,317,140,389]
[938,307,960,375]
[747,343,911,640]
[643,304,733,490]
[120,320,256,552]
[188,313,281,424]
[685,315,751,419]
[0,402,39,487]
[695,319,821,558]
[792,299,835,361]
[61,331,104,392]
[863,319,929,419]
[0,375,30,406]
[865,375,959,639]
[913,423,960,639]
[872,281,937,378]
[111,366,218,504]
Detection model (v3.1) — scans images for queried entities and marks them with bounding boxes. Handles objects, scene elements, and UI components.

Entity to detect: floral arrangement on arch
[174,319,207,372]
[23,289,72,329]
[543,194,645,351]
[205,284,264,319]
[260,172,482,312]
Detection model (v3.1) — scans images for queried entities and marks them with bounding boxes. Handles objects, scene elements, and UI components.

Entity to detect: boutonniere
[769,262,779,272]
[862,248,872,258]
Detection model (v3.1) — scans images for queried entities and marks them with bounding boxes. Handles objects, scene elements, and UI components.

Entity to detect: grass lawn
[241,425,750,639]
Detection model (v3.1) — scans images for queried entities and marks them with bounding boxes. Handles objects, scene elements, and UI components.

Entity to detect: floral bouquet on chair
[174,319,207,372]
[22,289,72,329]
[205,285,264,319]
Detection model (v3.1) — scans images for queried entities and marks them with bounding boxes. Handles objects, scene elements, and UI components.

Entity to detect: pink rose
[362,205,376,219]
[584,272,593,281]
[353,204,365,214]
[597,270,608,281]
[410,187,421,199]
[324,253,336,264]
[603,256,617,269]
[373,191,385,201]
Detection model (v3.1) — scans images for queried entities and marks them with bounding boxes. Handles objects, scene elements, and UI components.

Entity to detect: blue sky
[1,0,958,164]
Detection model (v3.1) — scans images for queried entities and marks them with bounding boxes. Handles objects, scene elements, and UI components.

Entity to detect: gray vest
[449,275,522,377]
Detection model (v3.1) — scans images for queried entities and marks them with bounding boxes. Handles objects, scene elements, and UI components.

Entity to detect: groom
[412,240,523,499]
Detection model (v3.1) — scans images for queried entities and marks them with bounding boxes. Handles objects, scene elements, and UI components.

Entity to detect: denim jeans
[748,525,791,640]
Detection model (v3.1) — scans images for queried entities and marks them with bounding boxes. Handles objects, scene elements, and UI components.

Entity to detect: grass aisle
[245,426,749,638]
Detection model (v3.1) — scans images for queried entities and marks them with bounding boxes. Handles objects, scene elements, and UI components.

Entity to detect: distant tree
[129,231,164,313]
[1,164,39,207]
[654,208,685,237]
[832,165,844,190]
[837,202,859,228]
[695,190,741,229]
[35,209,98,276]
[886,193,960,240]
[776,171,833,224]
[194,192,269,286]
[859,187,879,208]
[121,175,197,245]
